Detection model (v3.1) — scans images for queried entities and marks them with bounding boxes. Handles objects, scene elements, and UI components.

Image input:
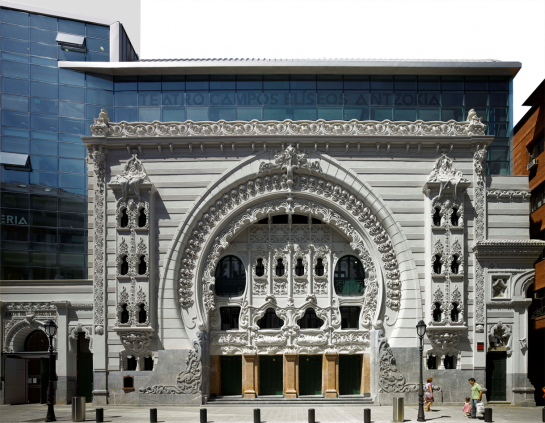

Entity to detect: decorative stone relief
[87,146,106,335]
[492,278,508,298]
[430,287,445,325]
[3,303,58,353]
[378,334,417,393]
[110,151,150,202]
[487,190,530,201]
[90,115,487,139]
[426,153,469,199]
[450,237,464,274]
[473,145,487,330]
[178,145,400,331]
[431,198,465,229]
[140,332,203,394]
[431,238,445,276]
[427,329,463,352]
[488,321,512,356]
[68,323,93,353]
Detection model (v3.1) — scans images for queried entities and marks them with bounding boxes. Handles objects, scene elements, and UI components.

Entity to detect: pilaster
[324,352,338,398]
[362,352,371,393]
[51,301,70,404]
[242,354,257,398]
[284,353,298,398]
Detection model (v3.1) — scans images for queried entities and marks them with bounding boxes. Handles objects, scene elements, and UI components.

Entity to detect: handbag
[476,402,485,414]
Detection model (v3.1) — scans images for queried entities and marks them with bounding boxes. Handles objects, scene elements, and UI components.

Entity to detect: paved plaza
[0,404,543,423]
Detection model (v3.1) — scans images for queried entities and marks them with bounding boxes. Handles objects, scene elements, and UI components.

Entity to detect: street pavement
[0,403,542,423]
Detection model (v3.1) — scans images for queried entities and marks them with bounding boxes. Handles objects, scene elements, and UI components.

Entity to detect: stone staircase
[207,395,374,406]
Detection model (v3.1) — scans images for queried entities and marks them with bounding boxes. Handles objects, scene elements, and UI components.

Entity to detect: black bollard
[200,408,207,423]
[364,408,371,423]
[96,408,104,423]
[308,408,315,423]
[254,408,261,423]
[484,408,492,422]
[150,408,157,423]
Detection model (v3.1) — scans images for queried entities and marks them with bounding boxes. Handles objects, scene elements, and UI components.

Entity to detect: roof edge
[58,60,522,76]
[0,0,117,26]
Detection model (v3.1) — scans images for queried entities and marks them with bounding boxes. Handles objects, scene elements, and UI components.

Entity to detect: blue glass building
[0,3,520,280]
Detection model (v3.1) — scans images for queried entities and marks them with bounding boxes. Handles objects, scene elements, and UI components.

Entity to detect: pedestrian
[468,378,482,419]
[463,397,471,416]
[424,377,434,411]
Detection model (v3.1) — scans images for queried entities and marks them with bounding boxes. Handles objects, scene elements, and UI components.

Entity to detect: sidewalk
[0,403,542,423]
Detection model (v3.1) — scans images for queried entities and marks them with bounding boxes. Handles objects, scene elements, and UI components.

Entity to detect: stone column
[52,301,70,404]
[324,352,338,398]
[210,356,220,396]
[284,353,298,398]
[242,354,257,398]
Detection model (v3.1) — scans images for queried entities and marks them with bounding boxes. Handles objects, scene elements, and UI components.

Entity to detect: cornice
[474,239,545,259]
[86,110,489,140]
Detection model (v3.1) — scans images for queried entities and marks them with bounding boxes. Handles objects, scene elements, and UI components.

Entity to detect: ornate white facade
[1,111,542,406]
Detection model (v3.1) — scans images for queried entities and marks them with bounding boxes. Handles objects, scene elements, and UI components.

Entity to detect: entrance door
[339,355,361,395]
[486,352,507,401]
[4,358,26,404]
[27,359,42,404]
[299,355,322,395]
[259,356,283,395]
[220,356,242,395]
[39,358,49,404]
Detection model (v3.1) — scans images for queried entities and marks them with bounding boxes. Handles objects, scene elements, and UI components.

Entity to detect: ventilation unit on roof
[527,158,539,171]
[56,32,86,53]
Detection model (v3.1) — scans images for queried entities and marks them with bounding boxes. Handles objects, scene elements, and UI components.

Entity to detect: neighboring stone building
[512,78,545,406]
[5,109,542,406]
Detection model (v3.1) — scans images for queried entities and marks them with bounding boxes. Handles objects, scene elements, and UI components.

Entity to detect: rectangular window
[2,94,29,112]
[220,307,240,330]
[2,60,29,78]
[340,306,360,329]
[2,77,29,96]
[2,23,30,41]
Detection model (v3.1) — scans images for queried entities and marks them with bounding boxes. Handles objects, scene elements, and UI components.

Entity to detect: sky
[141,0,545,125]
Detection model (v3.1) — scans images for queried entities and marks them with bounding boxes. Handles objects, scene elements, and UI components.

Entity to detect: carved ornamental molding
[90,110,487,138]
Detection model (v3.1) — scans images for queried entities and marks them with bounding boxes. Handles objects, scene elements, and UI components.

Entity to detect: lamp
[417,320,427,337]
[416,320,427,422]
[44,320,58,337]
[44,320,58,422]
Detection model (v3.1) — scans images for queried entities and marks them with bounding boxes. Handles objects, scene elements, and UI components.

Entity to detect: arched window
[120,208,129,228]
[258,308,284,329]
[451,207,459,226]
[295,258,305,277]
[143,356,154,371]
[126,356,137,371]
[427,355,437,370]
[334,255,365,296]
[255,258,265,277]
[120,304,129,324]
[120,256,129,275]
[297,308,324,329]
[138,304,147,324]
[433,207,441,226]
[444,354,455,369]
[215,255,246,297]
[432,303,442,322]
[315,258,324,276]
[433,255,442,274]
[138,256,147,275]
[275,258,285,277]
[451,255,459,274]
[25,330,49,352]
[450,302,460,322]
[138,208,146,227]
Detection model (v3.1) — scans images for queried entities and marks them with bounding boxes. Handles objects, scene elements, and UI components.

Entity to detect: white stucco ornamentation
[90,116,487,138]
[109,151,150,202]
[426,154,469,199]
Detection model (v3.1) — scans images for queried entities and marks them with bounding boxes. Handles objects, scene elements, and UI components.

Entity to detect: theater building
[1,2,544,407]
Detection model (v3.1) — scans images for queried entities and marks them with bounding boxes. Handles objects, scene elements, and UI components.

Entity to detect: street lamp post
[44,320,58,422]
[416,320,427,422]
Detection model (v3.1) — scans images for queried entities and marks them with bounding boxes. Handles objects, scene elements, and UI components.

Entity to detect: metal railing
[334,279,365,296]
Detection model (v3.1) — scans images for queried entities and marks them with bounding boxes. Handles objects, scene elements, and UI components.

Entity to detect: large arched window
[297,308,324,329]
[215,255,246,297]
[334,255,365,296]
[257,308,284,329]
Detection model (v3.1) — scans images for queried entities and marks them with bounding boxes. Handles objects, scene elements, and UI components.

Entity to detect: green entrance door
[220,356,242,396]
[77,353,94,402]
[299,355,322,395]
[486,352,507,401]
[339,355,361,395]
[259,356,283,395]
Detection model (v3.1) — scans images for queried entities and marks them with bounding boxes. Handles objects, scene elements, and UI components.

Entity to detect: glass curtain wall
[0,7,111,280]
